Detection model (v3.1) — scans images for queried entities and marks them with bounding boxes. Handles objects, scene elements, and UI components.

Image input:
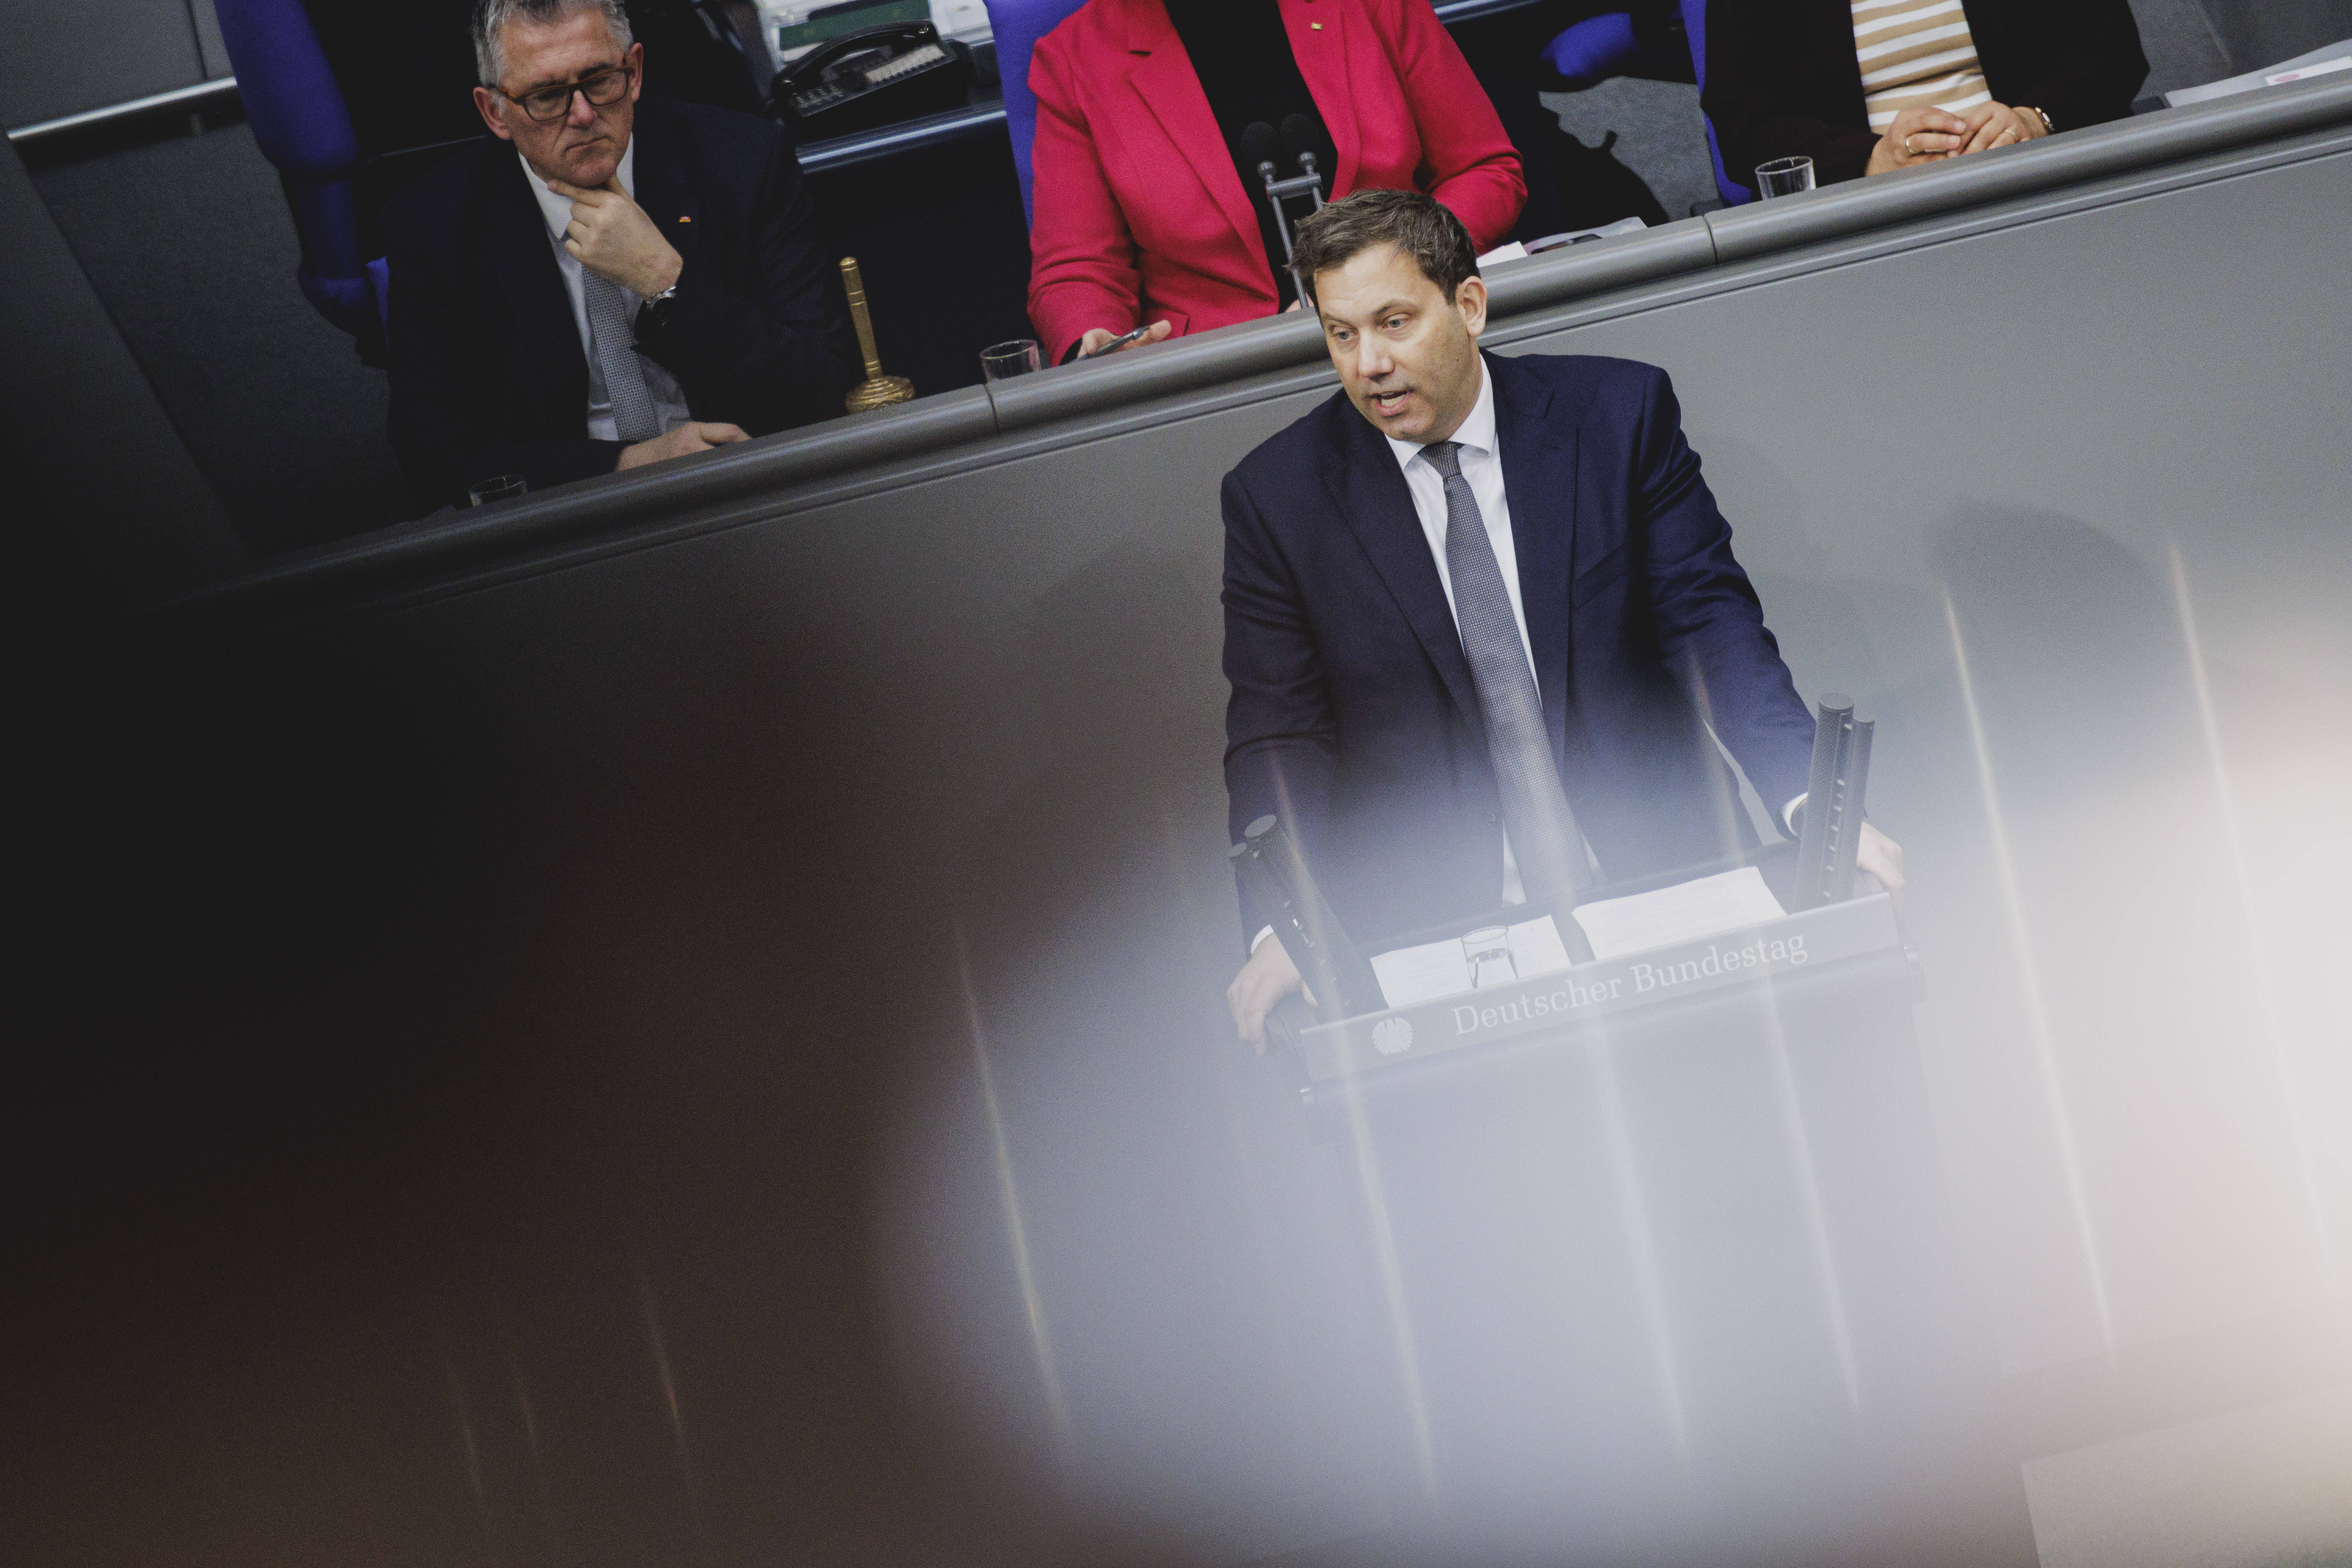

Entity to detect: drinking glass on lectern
[1755,156,1815,199]
[469,474,527,506]
[1463,926,1516,989]
[980,339,1042,381]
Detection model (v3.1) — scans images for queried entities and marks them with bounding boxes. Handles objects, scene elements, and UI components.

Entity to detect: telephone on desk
[771,21,974,139]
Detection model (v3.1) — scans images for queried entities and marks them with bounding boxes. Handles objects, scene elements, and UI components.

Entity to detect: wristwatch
[636,281,680,333]
[2022,105,2054,136]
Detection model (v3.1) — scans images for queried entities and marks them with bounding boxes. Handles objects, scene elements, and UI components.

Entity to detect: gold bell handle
[839,256,886,381]
[838,257,914,412]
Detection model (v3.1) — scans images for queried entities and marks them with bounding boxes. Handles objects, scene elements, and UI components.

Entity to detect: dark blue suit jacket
[383,98,859,509]
[1222,350,1816,946]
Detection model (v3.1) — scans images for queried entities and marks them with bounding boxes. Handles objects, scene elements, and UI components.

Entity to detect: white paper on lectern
[1370,915,1579,1008]
[1569,866,1788,960]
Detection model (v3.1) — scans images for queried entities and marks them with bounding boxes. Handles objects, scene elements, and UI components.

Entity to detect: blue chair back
[1679,0,1752,205]
[983,0,1095,226]
[1540,12,1641,92]
[1537,3,1751,209]
[212,0,388,341]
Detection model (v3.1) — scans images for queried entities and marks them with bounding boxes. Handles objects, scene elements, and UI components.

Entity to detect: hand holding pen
[1075,320,1174,360]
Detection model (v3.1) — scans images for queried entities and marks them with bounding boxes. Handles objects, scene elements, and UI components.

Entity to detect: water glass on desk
[1755,156,1815,199]
[468,475,527,506]
[1462,925,1516,990]
[980,339,1042,381]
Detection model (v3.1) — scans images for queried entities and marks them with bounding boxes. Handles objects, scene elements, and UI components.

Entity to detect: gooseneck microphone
[1278,113,1330,190]
[1243,119,1330,276]
[1239,121,1281,190]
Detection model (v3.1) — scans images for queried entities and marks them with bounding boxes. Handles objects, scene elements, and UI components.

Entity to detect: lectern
[1241,701,2032,1563]
[1286,846,1916,1129]
[1266,693,1902,1120]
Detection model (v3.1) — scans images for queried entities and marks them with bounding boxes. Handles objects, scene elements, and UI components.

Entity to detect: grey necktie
[583,271,660,443]
[1423,440,1593,906]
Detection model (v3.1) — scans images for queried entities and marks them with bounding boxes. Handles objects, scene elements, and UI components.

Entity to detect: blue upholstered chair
[1676,0,1751,205]
[1540,10,1642,90]
[982,0,1093,225]
[1537,0,1751,208]
[212,0,389,346]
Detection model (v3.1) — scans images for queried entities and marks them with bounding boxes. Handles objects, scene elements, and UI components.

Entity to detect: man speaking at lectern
[1222,190,1901,1046]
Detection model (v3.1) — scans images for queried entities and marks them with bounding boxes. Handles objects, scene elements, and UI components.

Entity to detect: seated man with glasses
[384,0,859,509]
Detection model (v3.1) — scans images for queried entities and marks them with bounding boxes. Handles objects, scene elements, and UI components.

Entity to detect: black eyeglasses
[501,61,632,122]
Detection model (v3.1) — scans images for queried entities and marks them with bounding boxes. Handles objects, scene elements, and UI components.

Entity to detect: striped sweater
[1851,0,1993,131]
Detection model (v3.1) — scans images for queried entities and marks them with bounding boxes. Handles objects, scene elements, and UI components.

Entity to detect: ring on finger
[1903,133,1917,155]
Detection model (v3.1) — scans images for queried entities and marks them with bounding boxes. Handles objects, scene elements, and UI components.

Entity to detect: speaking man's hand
[616,421,748,471]
[1227,937,1306,1055]
[548,176,683,299]
[1857,820,1906,903]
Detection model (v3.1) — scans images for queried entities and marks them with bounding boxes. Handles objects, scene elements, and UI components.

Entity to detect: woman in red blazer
[1026,0,1525,365]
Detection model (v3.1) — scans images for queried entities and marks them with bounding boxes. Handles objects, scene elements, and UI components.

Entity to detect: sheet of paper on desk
[1369,915,1579,1008]
[2266,56,2350,85]
[1569,866,1788,960]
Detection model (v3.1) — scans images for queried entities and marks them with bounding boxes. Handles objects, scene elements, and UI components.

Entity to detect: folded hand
[1866,105,1971,176]
[616,421,748,471]
[1956,101,2048,156]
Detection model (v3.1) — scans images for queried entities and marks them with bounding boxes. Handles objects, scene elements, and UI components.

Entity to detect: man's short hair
[473,0,634,87]
[1290,189,1480,307]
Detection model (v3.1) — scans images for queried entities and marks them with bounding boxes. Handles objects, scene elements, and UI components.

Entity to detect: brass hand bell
[838,256,914,413]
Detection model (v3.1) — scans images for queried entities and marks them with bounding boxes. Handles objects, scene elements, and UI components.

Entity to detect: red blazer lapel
[1285,0,1359,196]
[1122,0,1262,271]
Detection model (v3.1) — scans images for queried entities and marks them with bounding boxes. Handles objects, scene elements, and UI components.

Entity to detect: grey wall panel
[2198,0,2352,72]
[0,138,242,595]
[1499,150,2352,1379]
[18,110,2352,1568]
[189,0,233,80]
[0,0,205,127]
[2131,0,2236,96]
[28,122,414,556]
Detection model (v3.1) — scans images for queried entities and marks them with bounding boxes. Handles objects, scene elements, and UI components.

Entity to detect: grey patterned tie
[584,271,660,442]
[1423,440,1594,906]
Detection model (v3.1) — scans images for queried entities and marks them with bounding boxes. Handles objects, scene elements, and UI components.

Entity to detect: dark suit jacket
[1221,351,1816,947]
[1703,0,2148,188]
[383,97,859,509]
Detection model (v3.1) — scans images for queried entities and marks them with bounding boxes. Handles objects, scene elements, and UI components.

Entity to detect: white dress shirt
[519,141,692,443]
[1387,360,1538,906]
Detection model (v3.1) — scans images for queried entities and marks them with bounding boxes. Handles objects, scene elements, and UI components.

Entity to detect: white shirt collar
[1385,355,1495,474]
[520,138,636,243]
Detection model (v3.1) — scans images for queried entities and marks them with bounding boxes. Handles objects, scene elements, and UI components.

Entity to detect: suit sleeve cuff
[633,252,722,373]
